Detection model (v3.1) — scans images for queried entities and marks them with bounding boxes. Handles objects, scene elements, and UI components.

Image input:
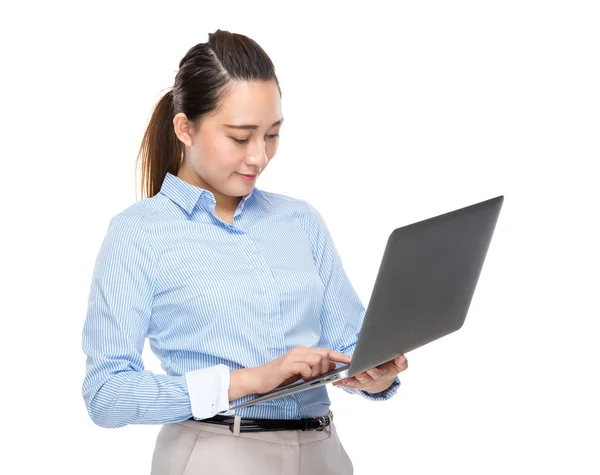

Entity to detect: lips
[238,172,257,182]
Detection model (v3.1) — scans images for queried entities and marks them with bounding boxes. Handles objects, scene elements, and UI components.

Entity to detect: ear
[173,112,194,147]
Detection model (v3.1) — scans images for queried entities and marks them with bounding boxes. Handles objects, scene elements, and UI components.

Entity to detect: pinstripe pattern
[82,172,400,428]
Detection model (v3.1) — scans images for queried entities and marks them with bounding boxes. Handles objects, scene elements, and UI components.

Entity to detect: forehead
[216,80,282,124]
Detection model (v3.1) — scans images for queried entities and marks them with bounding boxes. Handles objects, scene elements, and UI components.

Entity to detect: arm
[304,201,400,401]
[81,214,245,428]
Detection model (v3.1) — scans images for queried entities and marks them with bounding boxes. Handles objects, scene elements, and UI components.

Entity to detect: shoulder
[104,195,170,239]
[258,189,321,225]
[258,190,332,248]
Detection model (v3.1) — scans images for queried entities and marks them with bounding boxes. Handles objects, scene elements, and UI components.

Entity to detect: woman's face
[174,80,283,206]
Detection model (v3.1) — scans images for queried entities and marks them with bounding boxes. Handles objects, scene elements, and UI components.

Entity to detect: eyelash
[231,134,280,144]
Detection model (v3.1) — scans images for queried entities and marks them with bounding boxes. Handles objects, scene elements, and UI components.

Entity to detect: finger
[293,362,313,380]
[354,372,374,383]
[310,359,322,378]
[313,358,336,376]
[379,361,396,371]
[304,355,336,378]
[381,361,403,375]
[366,366,386,380]
[333,377,355,386]
[326,350,352,364]
[321,354,331,375]
[385,356,407,372]
[396,355,408,370]
[300,353,323,376]
[343,377,366,388]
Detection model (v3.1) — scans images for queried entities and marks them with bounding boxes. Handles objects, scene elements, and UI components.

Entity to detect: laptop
[229,195,504,409]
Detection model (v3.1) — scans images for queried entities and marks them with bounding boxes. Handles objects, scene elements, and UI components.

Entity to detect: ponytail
[135,89,183,200]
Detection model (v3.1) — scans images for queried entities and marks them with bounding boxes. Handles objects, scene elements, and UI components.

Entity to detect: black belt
[192,410,334,433]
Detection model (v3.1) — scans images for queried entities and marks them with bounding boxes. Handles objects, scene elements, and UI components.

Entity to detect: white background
[1,1,598,474]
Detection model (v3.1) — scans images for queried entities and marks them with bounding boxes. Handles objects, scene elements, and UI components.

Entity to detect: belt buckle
[315,415,328,431]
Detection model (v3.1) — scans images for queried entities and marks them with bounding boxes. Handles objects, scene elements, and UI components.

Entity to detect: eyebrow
[223,118,284,130]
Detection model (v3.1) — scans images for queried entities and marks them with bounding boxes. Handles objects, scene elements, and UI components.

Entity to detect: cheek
[204,140,240,167]
[209,136,237,157]
[266,142,278,161]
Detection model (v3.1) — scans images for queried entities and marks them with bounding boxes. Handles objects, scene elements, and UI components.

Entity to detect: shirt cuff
[359,375,401,401]
[185,364,233,419]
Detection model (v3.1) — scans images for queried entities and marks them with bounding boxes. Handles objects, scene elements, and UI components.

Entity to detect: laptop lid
[345,195,504,377]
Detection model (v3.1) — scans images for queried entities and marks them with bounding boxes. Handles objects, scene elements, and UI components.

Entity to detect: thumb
[392,354,406,368]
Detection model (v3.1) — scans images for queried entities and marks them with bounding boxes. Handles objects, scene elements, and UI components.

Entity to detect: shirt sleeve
[304,201,401,401]
[81,213,232,428]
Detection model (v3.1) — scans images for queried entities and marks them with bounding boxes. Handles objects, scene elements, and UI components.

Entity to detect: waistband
[189,410,334,433]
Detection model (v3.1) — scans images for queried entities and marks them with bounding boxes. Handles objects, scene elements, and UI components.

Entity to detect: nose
[248,151,270,171]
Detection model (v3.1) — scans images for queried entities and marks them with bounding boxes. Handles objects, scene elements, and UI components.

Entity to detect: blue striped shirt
[81,172,400,428]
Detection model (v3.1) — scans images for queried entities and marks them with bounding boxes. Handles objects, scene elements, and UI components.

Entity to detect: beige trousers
[150,417,354,475]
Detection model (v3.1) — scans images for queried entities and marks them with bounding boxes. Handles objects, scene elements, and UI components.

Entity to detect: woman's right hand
[249,346,352,395]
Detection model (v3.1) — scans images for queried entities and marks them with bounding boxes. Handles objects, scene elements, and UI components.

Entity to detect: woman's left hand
[332,354,408,394]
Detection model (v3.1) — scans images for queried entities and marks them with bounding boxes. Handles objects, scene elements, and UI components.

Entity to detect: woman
[81,29,408,475]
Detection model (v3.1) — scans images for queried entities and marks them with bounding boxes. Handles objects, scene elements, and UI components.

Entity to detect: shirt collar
[159,172,270,215]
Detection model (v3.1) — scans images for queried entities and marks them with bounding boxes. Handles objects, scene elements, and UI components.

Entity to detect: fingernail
[399,355,405,363]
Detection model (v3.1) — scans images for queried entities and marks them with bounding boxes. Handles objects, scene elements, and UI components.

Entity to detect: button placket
[243,236,283,357]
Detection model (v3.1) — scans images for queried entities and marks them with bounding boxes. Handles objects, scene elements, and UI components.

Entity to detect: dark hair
[135,29,282,200]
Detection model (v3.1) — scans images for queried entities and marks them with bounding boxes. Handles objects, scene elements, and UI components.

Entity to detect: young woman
[81,29,408,475]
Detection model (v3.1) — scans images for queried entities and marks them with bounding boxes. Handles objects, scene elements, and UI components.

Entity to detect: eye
[231,134,280,145]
